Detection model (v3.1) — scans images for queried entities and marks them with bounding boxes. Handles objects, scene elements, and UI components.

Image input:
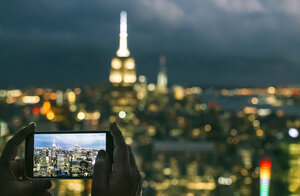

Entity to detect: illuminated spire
[52,138,56,147]
[157,55,168,92]
[109,11,136,86]
[116,11,130,57]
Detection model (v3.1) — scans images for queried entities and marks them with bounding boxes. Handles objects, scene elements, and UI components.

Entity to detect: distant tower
[52,138,56,148]
[109,11,136,86]
[157,55,168,93]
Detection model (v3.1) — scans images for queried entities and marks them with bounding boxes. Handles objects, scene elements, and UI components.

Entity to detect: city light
[6,90,22,97]
[251,97,259,105]
[84,111,101,120]
[289,128,299,138]
[67,91,76,103]
[268,86,276,94]
[109,71,122,84]
[32,107,40,115]
[49,93,56,100]
[123,73,136,83]
[40,101,51,115]
[186,182,216,190]
[256,129,264,137]
[46,110,55,120]
[204,124,212,132]
[6,97,16,104]
[138,75,146,83]
[148,84,156,91]
[243,107,257,114]
[22,96,40,104]
[289,144,300,193]
[174,85,184,100]
[0,121,9,137]
[111,58,122,69]
[125,58,135,69]
[257,108,271,116]
[218,177,232,185]
[118,111,126,118]
[260,160,271,196]
[77,112,86,121]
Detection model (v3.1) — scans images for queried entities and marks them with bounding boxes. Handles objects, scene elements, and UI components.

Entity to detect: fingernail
[41,179,52,189]
[97,150,106,158]
[29,122,36,127]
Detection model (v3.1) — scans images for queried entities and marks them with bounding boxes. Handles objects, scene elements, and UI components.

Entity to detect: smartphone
[25,131,113,178]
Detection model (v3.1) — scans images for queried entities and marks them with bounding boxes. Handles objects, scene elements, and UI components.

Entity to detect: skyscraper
[109,11,136,86]
[157,55,168,93]
[109,11,137,115]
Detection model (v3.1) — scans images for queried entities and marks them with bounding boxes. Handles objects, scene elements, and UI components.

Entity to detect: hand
[92,123,142,196]
[0,123,52,196]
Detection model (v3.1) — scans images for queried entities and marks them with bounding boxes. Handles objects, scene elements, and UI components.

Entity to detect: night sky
[1,0,300,87]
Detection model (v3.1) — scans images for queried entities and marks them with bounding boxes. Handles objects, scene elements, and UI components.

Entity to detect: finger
[134,171,143,196]
[110,123,126,148]
[127,145,143,196]
[110,123,130,166]
[136,181,143,196]
[128,145,139,171]
[1,123,35,161]
[92,150,111,195]
[16,159,25,178]
[128,146,142,196]
[17,179,52,196]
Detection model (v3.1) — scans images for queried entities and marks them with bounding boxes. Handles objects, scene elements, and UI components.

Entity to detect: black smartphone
[25,131,114,179]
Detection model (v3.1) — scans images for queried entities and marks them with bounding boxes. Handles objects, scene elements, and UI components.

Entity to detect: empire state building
[109,11,137,86]
[109,11,137,115]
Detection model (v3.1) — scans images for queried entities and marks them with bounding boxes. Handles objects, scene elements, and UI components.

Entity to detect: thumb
[92,150,111,195]
[17,179,52,196]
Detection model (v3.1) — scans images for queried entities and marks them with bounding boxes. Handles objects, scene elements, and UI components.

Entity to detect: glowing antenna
[260,159,271,196]
[120,11,127,38]
[116,11,130,57]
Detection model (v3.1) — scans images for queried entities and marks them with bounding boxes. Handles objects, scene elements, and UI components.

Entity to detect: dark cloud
[1,0,300,87]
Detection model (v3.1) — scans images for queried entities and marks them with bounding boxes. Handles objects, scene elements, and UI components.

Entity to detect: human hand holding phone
[92,123,142,196]
[0,122,141,196]
[0,123,52,196]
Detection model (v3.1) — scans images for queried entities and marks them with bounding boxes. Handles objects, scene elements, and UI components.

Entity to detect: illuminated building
[0,121,8,137]
[109,11,136,86]
[260,159,271,196]
[71,161,80,177]
[40,149,48,177]
[135,75,148,108]
[109,11,137,115]
[288,144,300,195]
[157,55,168,93]
[51,139,57,159]
[173,85,185,100]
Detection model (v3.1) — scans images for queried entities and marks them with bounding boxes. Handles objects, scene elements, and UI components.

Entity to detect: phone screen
[32,132,106,178]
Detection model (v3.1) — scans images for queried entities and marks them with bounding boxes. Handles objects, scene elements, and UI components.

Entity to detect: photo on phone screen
[32,133,106,178]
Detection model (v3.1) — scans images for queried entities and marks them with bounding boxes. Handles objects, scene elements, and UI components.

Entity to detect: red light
[209,101,218,108]
[32,107,40,115]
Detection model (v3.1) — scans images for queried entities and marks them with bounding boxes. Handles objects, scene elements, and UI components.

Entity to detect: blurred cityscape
[1,11,300,196]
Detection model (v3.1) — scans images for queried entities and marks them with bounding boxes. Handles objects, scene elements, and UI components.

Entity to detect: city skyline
[1,0,300,87]
[34,134,106,150]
